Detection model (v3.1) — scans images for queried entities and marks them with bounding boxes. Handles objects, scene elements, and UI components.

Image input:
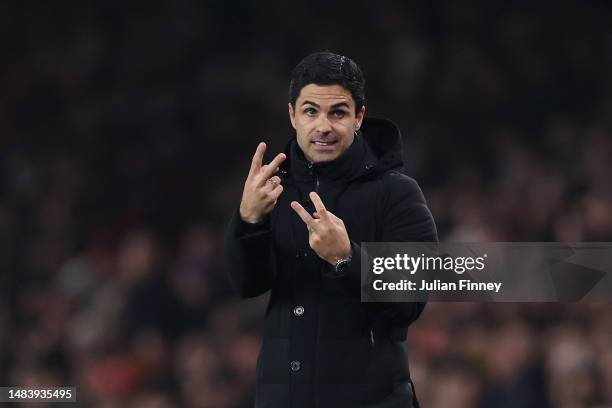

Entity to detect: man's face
[289,84,365,163]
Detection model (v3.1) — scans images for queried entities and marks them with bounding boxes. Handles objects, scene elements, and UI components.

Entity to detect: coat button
[290,360,301,371]
[293,306,305,316]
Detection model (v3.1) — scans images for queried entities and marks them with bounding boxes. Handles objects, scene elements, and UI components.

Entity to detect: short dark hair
[289,51,366,115]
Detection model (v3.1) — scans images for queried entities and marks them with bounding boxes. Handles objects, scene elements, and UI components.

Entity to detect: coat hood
[359,117,404,175]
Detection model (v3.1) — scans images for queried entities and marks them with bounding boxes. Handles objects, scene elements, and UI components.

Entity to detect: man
[226,52,437,407]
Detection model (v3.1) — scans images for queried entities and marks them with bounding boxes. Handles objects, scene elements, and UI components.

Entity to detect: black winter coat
[226,118,438,408]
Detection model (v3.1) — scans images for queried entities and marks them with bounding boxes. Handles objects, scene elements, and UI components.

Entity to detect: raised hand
[239,142,286,223]
[291,191,352,265]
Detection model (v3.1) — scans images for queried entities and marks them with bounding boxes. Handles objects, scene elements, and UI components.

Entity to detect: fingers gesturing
[239,142,286,224]
[248,143,286,187]
[290,192,352,266]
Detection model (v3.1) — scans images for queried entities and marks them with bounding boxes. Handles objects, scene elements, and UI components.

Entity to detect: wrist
[241,215,262,224]
[327,245,353,266]
[239,207,262,224]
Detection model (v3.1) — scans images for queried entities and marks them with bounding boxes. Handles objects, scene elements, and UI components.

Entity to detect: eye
[304,107,317,116]
[331,110,347,118]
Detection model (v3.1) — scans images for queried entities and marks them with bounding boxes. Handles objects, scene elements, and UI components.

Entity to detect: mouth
[311,140,338,150]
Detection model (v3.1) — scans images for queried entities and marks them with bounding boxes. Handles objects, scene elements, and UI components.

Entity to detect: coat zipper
[307,161,322,407]
[308,162,320,193]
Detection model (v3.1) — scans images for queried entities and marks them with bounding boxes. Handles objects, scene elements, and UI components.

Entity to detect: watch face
[335,259,350,274]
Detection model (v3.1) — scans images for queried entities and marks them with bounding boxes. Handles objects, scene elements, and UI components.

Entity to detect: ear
[288,103,296,129]
[355,105,366,130]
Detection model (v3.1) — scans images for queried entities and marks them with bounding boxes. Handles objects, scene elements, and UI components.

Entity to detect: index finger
[290,201,315,228]
[259,152,286,181]
[249,142,266,177]
[309,192,329,219]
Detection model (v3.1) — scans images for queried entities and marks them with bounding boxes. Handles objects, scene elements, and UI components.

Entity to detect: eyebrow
[301,100,351,110]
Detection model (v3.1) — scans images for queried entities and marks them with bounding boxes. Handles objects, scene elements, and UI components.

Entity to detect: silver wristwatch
[333,256,352,274]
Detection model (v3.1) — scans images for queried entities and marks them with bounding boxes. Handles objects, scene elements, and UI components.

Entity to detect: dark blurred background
[1,1,612,407]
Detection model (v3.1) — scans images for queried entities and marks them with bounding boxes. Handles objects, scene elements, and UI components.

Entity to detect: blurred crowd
[1,1,611,407]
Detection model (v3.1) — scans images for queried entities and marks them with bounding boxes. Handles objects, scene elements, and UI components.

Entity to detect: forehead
[296,84,355,108]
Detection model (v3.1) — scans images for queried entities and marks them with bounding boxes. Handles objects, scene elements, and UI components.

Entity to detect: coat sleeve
[225,209,276,298]
[370,174,437,328]
[321,173,438,329]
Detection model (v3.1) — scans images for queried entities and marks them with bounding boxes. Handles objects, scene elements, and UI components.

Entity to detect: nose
[315,115,333,134]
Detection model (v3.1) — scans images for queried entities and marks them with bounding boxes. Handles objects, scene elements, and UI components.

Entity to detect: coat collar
[288,133,367,183]
[279,117,404,184]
